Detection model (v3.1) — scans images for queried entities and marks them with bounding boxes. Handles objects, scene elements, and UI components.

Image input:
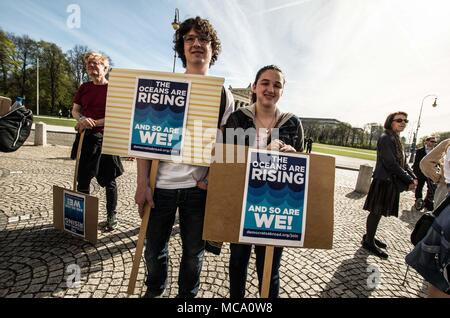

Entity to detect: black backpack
[0,104,33,152]
[411,195,450,246]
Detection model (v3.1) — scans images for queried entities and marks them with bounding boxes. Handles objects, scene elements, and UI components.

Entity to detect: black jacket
[223,105,304,151]
[372,133,415,186]
[412,147,427,179]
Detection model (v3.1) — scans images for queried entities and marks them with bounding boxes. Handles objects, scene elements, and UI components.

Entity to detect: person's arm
[135,159,154,218]
[72,102,96,130]
[420,140,449,183]
[378,135,415,186]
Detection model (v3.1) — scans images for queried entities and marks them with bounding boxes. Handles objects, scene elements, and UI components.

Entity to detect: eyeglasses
[87,60,103,66]
[183,34,211,45]
[393,118,409,123]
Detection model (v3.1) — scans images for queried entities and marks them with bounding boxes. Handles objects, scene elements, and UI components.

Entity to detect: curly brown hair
[173,16,221,68]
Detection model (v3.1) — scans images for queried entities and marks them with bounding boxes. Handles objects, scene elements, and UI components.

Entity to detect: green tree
[0,29,17,95]
[11,34,38,99]
[39,41,74,114]
[67,45,89,88]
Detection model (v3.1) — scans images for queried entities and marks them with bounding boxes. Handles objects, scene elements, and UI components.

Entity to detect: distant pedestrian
[58,109,62,118]
[362,111,417,259]
[306,137,313,153]
[412,136,438,211]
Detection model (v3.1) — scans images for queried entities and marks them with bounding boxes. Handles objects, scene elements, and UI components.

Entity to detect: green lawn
[33,116,77,127]
[312,143,377,161]
[30,116,377,161]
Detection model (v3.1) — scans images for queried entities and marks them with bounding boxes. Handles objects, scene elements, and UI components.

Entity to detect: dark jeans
[144,187,207,298]
[229,243,283,298]
[415,177,436,210]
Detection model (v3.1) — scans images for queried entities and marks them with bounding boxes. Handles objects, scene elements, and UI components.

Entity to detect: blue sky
[1,0,449,139]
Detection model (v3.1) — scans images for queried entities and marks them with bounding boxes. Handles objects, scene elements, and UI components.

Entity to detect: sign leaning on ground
[53,186,99,244]
[239,149,309,247]
[63,190,86,237]
[102,69,224,165]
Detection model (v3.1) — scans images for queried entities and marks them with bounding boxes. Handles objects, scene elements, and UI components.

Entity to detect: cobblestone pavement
[0,144,428,298]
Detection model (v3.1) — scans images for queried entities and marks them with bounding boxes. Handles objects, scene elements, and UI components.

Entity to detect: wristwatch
[203,178,208,185]
[77,115,86,122]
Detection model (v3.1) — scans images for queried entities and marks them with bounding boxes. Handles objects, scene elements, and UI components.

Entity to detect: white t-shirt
[444,146,450,185]
[156,87,235,189]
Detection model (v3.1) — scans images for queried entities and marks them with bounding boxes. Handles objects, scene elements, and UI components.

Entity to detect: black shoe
[362,240,388,259]
[362,234,387,249]
[104,213,117,231]
[142,288,164,298]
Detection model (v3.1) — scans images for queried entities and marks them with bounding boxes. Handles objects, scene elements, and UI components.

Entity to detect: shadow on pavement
[345,191,367,200]
[398,208,423,231]
[320,247,377,298]
[0,220,182,297]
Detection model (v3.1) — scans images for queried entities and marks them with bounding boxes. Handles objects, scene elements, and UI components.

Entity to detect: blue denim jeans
[229,243,283,298]
[144,187,207,298]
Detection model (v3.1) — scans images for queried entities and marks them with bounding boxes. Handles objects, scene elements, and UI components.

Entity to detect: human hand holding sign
[267,139,296,153]
[135,183,155,218]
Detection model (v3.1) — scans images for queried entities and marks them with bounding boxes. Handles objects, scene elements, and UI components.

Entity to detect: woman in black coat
[362,111,417,259]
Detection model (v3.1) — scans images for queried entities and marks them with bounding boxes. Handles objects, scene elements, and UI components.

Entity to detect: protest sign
[129,77,190,161]
[53,186,98,244]
[239,149,309,247]
[102,69,224,166]
[204,144,334,249]
[63,190,86,237]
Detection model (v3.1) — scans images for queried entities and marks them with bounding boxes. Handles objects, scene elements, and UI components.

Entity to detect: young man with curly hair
[135,16,234,298]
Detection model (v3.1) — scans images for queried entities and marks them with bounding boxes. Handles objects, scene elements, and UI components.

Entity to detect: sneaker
[104,213,117,231]
[362,234,387,249]
[362,240,388,259]
[415,199,424,211]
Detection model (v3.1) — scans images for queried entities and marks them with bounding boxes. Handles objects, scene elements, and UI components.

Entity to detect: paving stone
[0,146,426,298]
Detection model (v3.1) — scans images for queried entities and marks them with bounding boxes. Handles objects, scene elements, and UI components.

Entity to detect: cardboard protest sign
[102,69,224,166]
[53,186,99,244]
[239,149,309,247]
[204,144,334,249]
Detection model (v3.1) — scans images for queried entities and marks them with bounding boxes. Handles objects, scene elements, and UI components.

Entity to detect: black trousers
[415,176,436,210]
[76,131,122,215]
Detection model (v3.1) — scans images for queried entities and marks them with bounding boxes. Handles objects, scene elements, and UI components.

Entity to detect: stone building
[229,84,252,109]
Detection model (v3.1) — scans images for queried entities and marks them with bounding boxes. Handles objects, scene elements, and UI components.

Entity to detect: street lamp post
[36,57,39,116]
[409,94,438,163]
[171,8,180,73]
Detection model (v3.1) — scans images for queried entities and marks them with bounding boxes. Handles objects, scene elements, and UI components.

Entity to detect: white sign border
[238,149,310,247]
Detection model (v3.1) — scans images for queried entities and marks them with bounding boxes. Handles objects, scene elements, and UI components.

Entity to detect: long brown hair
[384,111,408,166]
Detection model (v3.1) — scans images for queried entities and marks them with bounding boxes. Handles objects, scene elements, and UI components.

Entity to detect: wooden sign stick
[72,131,85,191]
[127,160,160,295]
[260,245,274,298]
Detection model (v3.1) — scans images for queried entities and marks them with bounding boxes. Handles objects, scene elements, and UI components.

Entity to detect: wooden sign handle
[260,245,274,298]
[73,130,85,192]
[127,160,160,295]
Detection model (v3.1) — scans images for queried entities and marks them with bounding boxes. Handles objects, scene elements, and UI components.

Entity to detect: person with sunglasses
[412,136,438,211]
[362,112,417,259]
